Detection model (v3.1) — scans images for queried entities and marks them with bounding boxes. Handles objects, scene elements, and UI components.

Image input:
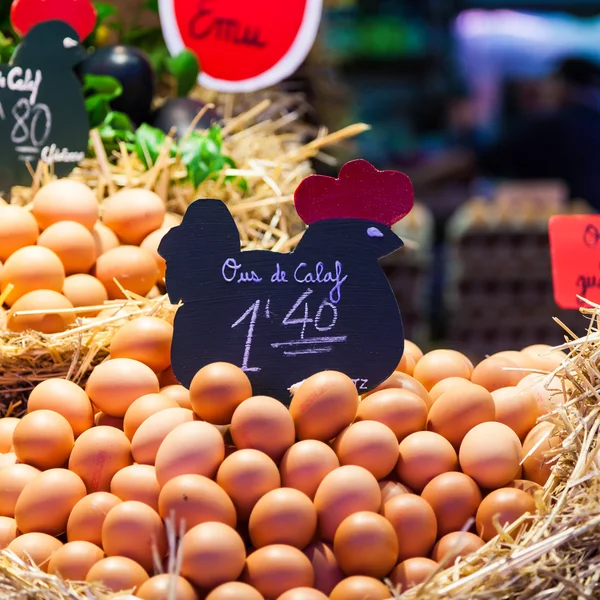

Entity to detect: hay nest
[394,302,600,600]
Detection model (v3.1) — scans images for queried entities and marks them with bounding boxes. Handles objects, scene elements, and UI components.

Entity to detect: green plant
[83,74,244,191]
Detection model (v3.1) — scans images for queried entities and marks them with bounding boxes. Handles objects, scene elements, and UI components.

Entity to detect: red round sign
[159,0,322,92]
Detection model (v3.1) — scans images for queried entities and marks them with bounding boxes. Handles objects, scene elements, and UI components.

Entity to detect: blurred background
[87,0,600,358]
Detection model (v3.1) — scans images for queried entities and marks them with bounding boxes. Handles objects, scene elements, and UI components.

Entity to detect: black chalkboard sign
[0,20,89,195]
[159,159,415,404]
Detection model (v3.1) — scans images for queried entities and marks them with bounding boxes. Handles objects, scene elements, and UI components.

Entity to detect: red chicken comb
[11,0,97,40]
[294,159,414,227]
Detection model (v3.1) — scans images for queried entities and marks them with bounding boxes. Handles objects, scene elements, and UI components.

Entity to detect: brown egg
[123,393,179,440]
[333,421,398,479]
[136,574,198,600]
[364,372,432,410]
[217,449,281,520]
[158,474,236,533]
[249,487,317,549]
[190,362,253,425]
[206,582,264,600]
[141,228,170,279]
[6,289,75,333]
[522,422,561,485]
[413,350,472,391]
[160,384,191,409]
[15,468,86,535]
[355,389,427,442]
[102,188,166,245]
[278,588,328,600]
[459,422,522,489]
[109,316,173,373]
[491,386,538,440]
[404,340,424,362]
[68,426,133,492]
[37,220,97,275]
[181,521,246,588]
[471,356,524,392]
[0,516,18,548]
[101,500,167,571]
[86,556,149,592]
[0,463,40,517]
[421,472,482,536]
[94,245,160,299]
[110,464,160,511]
[155,421,225,486]
[492,350,530,366]
[379,478,412,504]
[86,358,160,417]
[521,345,566,372]
[67,492,122,544]
[48,540,105,581]
[427,383,495,448]
[389,557,438,592]
[431,531,485,565]
[242,544,314,599]
[131,407,195,464]
[62,274,108,315]
[0,418,19,452]
[381,493,437,560]
[396,353,416,376]
[0,206,39,261]
[230,396,295,463]
[279,440,340,500]
[94,412,124,429]
[158,365,180,387]
[303,542,343,595]
[329,576,391,600]
[8,532,63,572]
[1,244,66,306]
[313,465,381,541]
[429,377,476,404]
[27,378,94,438]
[334,511,398,578]
[396,431,458,492]
[476,487,536,541]
[13,410,74,469]
[92,221,120,256]
[0,453,17,468]
[505,479,544,497]
[32,179,98,231]
[290,371,359,442]
[517,373,566,417]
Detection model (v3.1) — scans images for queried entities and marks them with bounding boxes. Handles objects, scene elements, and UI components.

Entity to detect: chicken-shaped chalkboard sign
[159,159,414,404]
[0,0,95,195]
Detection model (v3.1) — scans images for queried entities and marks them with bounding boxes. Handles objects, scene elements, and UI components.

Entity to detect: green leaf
[134,124,167,169]
[104,111,135,133]
[82,74,123,99]
[85,96,111,128]
[165,50,199,97]
[94,2,118,23]
[143,0,159,13]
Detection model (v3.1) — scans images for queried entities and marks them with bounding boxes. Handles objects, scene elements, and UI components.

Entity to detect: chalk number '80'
[2,98,52,147]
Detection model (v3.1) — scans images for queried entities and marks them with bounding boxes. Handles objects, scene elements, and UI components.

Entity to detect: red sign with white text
[159,0,322,93]
[548,215,600,309]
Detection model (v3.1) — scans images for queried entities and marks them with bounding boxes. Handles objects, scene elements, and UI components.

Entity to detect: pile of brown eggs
[0,179,178,333]
[0,325,566,600]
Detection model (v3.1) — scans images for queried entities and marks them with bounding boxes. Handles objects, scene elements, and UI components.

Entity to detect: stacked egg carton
[380,202,434,349]
[445,187,590,362]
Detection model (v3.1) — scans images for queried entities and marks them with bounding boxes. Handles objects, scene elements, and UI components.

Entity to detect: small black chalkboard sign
[0,20,89,195]
[159,159,415,404]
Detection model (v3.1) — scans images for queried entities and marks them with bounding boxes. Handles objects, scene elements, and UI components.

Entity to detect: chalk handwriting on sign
[549,215,600,309]
[0,21,89,194]
[159,159,415,404]
[159,0,322,92]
